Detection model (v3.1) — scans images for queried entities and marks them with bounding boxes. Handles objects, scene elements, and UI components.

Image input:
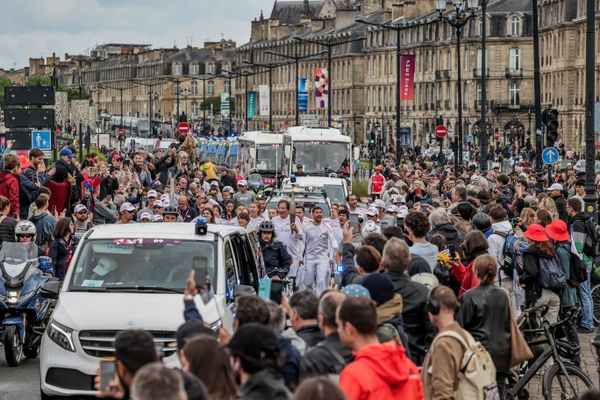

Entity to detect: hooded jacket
[238,369,291,400]
[426,223,464,250]
[29,211,57,248]
[488,220,513,281]
[522,244,555,305]
[339,341,424,400]
[0,170,19,217]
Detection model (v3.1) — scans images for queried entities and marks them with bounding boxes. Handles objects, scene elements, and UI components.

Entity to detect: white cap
[547,183,563,191]
[120,202,135,212]
[222,186,234,193]
[373,199,386,209]
[366,207,378,217]
[388,187,399,195]
[386,205,398,213]
[152,214,163,222]
[238,179,248,186]
[139,212,152,221]
[74,204,87,213]
[162,198,171,207]
[392,195,406,204]
[147,190,158,198]
[397,205,409,218]
[210,181,220,187]
[153,200,163,208]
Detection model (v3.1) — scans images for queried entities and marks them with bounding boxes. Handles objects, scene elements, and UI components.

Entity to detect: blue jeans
[578,263,594,330]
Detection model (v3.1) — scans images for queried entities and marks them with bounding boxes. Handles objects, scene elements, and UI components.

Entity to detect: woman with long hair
[222,200,236,223]
[450,230,491,297]
[182,335,237,400]
[457,254,512,397]
[538,196,558,220]
[535,209,552,227]
[180,135,197,164]
[522,224,561,324]
[49,217,75,280]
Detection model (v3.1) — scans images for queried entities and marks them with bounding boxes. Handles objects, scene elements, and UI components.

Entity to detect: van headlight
[47,319,76,352]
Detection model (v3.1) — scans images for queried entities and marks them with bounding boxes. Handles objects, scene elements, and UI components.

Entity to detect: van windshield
[69,239,217,292]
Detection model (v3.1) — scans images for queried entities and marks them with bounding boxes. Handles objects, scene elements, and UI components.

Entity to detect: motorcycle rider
[258,221,291,304]
[14,220,45,258]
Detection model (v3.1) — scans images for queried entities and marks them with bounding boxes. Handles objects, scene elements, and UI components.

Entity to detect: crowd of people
[2,135,600,400]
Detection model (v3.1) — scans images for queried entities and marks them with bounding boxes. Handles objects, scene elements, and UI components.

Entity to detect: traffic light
[435,116,444,127]
[541,108,559,147]
[369,132,376,147]
[179,112,187,123]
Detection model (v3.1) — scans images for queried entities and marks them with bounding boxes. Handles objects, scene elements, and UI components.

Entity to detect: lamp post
[356,18,431,166]
[435,0,480,172]
[265,49,327,126]
[130,79,163,138]
[532,0,543,172]
[99,83,133,139]
[294,33,365,128]
[479,0,489,172]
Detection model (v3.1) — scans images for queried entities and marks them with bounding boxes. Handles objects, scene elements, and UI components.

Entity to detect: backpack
[568,252,588,287]
[430,330,499,400]
[537,256,567,289]
[583,218,600,259]
[493,230,528,276]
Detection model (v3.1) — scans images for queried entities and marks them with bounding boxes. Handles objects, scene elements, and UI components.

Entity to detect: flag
[259,85,270,116]
[220,92,230,118]
[314,67,328,109]
[247,91,257,120]
[400,54,416,101]
[298,78,308,113]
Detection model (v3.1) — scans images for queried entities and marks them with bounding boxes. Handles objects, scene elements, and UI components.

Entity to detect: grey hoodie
[488,220,513,281]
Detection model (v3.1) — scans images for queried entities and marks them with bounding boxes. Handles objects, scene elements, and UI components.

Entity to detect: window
[224,80,230,93]
[191,101,198,117]
[476,82,482,106]
[172,63,182,76]
[190,63,199,75]
[511,16,521,36]
[191,80,198,95]
[509,48,520,70]
[224,241,237,302]
[207,80,214,96]
[476,48,488,74]
[207,63,215,74]
[509,82,520,106]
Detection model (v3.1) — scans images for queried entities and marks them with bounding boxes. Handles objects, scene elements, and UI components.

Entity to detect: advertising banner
[247,91,257,120]
[259,85,270,116]
[400,54,416,101]
[298,78,308,113]
[220,92,230,118]
[314,67,329,109]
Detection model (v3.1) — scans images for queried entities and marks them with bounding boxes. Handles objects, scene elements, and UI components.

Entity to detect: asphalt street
[0,344,41,400]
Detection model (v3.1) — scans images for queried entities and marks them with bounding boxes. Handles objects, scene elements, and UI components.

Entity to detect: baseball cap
[366,207,378,217]
[210,181,220,187]
[547,183,563,191]
[153,200,163,208]
[139,212,152,221]
[238,180,248,186]
[372,199,386,209]
[397,205,409,218]
[386,205,398,213]
[222,186,234,193]
[392,195,406,205]
[153,214,164,222]
[341,284,371,299]
[160,194,170,202]
[120,202,135,212]
[296,164,304,169]
[361,273,395,306]
[147,190,158,198]
[112,154,122,162]
[59,148,75,158]
[74,204,87,213]
[375,165,383,171]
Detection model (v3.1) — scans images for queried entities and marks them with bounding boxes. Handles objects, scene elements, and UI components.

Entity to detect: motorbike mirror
[39,280,60,299]
[233,285,256,298]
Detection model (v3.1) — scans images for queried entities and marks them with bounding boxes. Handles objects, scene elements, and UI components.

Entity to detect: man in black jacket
[382,237,434,366]
[548,183,569,223]
[300,291,353,378]
[53,147,78,183]
[286,290,324,349]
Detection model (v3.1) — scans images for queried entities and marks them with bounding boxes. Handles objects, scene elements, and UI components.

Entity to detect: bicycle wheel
[542,362,593,400]
[591,284,600,325]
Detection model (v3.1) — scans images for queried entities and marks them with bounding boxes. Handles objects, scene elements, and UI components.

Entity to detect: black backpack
[568,252,588,287]
[583,218,600,259]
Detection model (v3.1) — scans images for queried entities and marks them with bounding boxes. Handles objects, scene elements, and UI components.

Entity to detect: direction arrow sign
[31,130,51,150]
[177,122,191,135]
[542,147,560,165]
[435,125,447,138]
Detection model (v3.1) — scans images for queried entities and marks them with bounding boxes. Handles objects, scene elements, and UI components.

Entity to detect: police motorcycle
[0,222,56,366]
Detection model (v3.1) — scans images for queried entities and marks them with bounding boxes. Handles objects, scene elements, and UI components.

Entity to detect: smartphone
[99,358,116,393]
[52,206,57,214]
[349,213,360,232]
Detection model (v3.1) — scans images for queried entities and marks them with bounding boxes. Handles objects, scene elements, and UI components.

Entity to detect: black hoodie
[238,369,290,400]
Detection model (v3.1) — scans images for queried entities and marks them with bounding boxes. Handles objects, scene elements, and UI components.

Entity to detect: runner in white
[271,200,304,285]
[301,206,337,295]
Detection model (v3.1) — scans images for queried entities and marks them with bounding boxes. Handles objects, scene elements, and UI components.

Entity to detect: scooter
[0,242,55,366]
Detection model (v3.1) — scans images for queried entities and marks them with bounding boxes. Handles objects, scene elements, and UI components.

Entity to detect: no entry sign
[435,125,447,139]
[177,122,191,135]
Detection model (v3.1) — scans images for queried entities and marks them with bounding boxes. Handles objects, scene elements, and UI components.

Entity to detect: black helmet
[163,206,179,216]
[472,213,492,232]
[258,221,275,233]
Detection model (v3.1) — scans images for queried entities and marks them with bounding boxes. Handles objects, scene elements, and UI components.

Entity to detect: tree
[0,76,12,107]
[25,75,51,86]
[199,95,235,115]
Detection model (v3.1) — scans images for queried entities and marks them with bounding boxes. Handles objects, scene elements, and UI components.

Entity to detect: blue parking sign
[31,130,51,150]
[542,147,559,165]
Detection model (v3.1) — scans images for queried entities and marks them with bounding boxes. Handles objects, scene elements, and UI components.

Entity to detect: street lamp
[435,0,479,172]
[356,17,431,166]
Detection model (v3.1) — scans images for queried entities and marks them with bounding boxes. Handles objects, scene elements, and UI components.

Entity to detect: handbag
[505,290,533,367]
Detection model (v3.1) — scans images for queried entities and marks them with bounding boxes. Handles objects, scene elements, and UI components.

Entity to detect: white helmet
[15,220,36,241]
[361,220,381,236]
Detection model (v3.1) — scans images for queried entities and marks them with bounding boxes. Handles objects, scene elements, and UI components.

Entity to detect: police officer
[258,221,291,303]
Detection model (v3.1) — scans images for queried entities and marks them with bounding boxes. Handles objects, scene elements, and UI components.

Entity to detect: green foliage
[352,180,368,197]
[200,95,235,115]
[0,76,12,106]
[25,75,51,86]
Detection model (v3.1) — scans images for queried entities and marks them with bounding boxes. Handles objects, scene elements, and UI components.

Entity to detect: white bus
[283,126,358,183]
[238,131,284,186]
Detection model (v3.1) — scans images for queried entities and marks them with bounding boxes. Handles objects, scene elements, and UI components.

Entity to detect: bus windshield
[293,141,349,175]
[137,120,151,138]
[255,144,282,173]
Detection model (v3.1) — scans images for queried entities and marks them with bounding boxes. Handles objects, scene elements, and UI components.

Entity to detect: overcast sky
[0,0,273,69]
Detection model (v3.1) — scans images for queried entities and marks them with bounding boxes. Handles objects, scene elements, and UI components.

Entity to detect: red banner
[400,54,416,101]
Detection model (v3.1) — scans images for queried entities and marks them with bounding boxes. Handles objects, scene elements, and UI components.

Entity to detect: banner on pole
[314,68,328,109]
[247,91,257,120]
[298,78,308,113]
[220,92,230,118]
[400,54,416,101]
[259,85,270,116]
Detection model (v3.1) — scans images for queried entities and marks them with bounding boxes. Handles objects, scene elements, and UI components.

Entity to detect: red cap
[545,220,569,242]
[375,165,383,171]
[524,224,549,243]
[112,154,122,161]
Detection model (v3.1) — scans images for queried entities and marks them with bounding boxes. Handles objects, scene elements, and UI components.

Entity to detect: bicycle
[506,305,593,400]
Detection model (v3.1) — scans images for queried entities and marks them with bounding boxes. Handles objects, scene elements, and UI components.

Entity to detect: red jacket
[340,341,424,400]
[452,260,480,297]
[369,173,385,194]
[0,170,20,218]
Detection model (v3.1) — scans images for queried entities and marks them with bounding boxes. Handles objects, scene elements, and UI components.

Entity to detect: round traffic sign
[177,122,191,135]
[435,125,447,138]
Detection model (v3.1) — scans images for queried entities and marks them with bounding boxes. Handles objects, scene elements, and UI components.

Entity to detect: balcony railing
[435,70,451,80]
[473,68,490,77]
[505,68,523,78]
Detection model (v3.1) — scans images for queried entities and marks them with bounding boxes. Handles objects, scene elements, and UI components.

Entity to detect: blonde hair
[520,207,536,227]
[539,196,558,219]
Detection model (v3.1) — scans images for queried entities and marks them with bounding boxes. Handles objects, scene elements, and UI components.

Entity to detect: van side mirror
[39,280,60,299]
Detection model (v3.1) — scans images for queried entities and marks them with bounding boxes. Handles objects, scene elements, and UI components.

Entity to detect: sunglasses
[17,234,34,239]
